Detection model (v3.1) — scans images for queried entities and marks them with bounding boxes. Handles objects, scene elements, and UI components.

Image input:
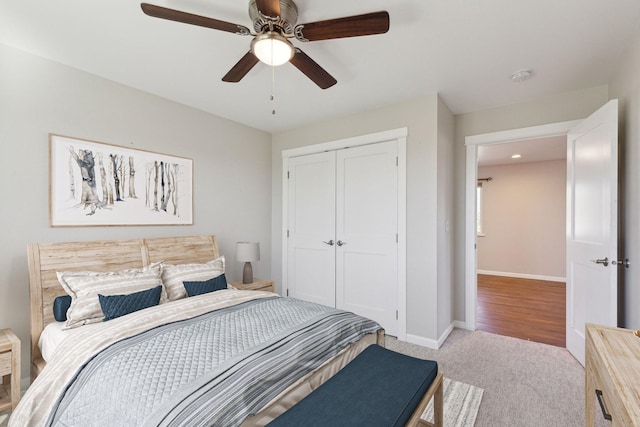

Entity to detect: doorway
[475,138,567,346]
[464,120,581,334]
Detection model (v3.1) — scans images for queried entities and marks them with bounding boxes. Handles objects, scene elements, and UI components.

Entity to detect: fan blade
[289,49,337,89]
[141,3,251,35]
[256,0,281,19]
[295,11,389,42]
[222,52,260,83]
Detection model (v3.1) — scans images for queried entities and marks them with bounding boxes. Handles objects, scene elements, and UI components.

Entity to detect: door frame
[282,127,408,341]
[464,120,580,331]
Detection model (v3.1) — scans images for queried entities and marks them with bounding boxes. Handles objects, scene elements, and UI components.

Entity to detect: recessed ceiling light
[512,154,522,159]
[511,70,533,83]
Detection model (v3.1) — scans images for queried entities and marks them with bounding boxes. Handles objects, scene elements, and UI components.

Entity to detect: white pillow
[162,256,226,301]
[57,262,165,330]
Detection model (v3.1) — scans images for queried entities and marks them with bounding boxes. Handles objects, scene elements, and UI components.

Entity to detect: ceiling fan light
[251,32,294,66]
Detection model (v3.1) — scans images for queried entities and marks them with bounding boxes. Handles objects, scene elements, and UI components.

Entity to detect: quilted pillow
[99,285,163,321]
[162,256,225,301]
[183,274,228,297]
[57,262,165,329]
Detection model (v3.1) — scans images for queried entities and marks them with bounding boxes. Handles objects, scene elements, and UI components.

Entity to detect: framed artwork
[49,134,193,226]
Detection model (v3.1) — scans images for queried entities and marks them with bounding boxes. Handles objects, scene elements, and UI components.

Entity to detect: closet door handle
[336,240,346,247]
[323,240,335,246]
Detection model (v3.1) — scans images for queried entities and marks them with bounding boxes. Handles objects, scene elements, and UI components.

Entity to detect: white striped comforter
[10,290,380,427]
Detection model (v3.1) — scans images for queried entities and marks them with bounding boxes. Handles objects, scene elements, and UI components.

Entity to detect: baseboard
[406,333,439,350]
[453,320,467,330]
[437,323,454,348]
[477,270,566,283]
[406,321,462,350]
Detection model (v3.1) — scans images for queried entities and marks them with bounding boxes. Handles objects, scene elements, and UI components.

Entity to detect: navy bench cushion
[267,344,438,427]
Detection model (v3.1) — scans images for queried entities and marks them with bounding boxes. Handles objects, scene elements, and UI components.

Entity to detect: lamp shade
[236,242,260,262]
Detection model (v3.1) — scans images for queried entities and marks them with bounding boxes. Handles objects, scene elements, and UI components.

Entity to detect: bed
[12,235,384,426]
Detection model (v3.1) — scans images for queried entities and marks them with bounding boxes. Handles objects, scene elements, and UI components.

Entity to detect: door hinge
[287,171,290,179]
[287,229,289,238]
[396,233,398,243]
[286,289,289,297]
[396,156,398,166]
[396,310,398,320]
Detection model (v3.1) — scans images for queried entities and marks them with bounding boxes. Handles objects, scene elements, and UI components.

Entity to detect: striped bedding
[9,290,381,427]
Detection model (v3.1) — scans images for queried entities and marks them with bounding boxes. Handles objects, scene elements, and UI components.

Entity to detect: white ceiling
[2,1,640,133]
[477,136,567,167]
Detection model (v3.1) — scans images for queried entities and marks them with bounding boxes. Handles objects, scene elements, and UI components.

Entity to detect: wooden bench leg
[406,371,444,427]
[433,374,443,427]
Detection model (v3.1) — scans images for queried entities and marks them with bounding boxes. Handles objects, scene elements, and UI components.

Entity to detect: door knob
[336,240,346,246]
[591,257,609,267]
[323,240,335,246]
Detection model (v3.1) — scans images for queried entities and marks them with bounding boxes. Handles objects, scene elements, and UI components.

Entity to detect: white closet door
[287,152,336,307]
[336,141,398,335]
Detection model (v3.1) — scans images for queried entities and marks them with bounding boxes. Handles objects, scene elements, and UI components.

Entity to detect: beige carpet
[386,329,608,427]
[423,377,483,427]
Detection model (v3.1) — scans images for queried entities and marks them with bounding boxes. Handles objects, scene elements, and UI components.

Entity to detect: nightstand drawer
[0,351,11,376]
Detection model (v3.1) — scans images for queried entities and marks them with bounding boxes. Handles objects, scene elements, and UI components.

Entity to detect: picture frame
[49,134,193,226]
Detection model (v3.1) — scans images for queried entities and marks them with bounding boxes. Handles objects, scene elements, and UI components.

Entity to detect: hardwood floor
[477,274,566,347]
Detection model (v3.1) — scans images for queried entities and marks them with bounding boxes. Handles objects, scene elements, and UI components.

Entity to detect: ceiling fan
[141,0,390,89]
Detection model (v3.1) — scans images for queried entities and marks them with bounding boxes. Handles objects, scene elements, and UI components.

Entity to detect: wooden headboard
[27,235,219,380]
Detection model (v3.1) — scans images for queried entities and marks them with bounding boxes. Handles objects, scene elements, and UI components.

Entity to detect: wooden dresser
[585,323,640,426]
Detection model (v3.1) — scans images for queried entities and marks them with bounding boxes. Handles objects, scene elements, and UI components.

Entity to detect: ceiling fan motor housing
[249,0,298,34]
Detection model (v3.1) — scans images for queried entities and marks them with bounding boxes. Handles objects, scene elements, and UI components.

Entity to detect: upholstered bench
[267,344,443,427]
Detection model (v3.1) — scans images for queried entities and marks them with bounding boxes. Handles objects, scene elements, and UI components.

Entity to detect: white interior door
[336,142,398,336]
[287,152,336,307]
[566,99,618,365]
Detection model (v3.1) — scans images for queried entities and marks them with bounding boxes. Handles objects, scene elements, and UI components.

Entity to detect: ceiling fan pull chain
[271,56,276,115]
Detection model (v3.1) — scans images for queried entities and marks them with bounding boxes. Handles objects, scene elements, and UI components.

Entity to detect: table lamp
[236,242,260,284]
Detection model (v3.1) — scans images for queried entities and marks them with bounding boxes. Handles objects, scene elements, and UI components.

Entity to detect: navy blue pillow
[183,274,227,297]
[53,295,73,322]
[98,285,163,321]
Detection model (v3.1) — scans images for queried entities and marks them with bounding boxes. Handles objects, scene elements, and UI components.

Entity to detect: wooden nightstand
[0,329,20,411]
[230,278,275,293]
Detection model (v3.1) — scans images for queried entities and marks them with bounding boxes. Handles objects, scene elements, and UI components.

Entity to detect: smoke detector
[511,69,533,83]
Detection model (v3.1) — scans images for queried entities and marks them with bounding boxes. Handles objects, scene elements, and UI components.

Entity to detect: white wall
[453,85,610,321]
[272,95,455,344]
[609,28,640,329]
[0,44,273,380]
[477,160,566,279]
[436,97,455,336]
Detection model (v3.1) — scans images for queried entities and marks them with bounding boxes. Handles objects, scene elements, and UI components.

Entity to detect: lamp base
[243,262,253,284]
